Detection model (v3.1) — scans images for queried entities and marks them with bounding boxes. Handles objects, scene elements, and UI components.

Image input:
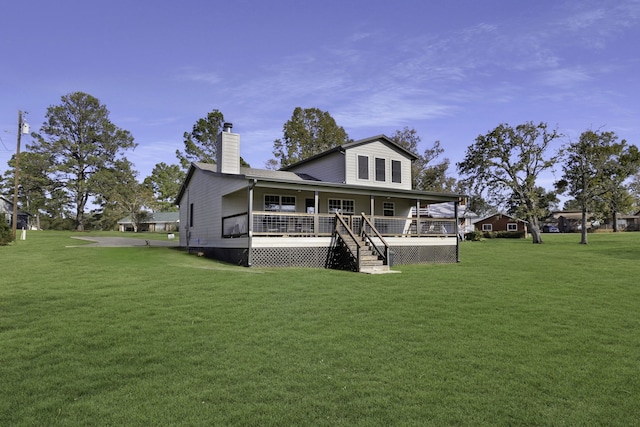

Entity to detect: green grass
[1,231,639,425]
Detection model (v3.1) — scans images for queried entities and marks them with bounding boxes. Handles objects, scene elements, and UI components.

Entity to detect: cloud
[176,68,222,85]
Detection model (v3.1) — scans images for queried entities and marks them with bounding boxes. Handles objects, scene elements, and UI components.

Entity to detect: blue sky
[1,0,639,191]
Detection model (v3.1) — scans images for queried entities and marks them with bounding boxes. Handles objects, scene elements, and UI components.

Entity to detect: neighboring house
[0,195,29,229]
[175,124,465,272]
[475,213,528,236]
[551,210,592,233]
[117,212,179,232]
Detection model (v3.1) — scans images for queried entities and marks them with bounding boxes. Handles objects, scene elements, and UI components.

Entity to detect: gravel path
[69,236,180,247]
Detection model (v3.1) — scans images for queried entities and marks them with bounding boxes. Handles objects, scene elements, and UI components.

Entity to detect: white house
[176,124,464,272]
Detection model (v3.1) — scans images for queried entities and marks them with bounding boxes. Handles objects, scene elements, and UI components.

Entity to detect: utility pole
[11,110,23,241]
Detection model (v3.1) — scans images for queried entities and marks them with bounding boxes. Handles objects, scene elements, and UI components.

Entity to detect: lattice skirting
[187,244,457,268]
[391,245,458,265]
[250,247,331,268]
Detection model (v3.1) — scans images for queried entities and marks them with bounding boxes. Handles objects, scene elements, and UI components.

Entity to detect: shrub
[496,231,526,239]
[0,215,13,246]
[465,230,483,241]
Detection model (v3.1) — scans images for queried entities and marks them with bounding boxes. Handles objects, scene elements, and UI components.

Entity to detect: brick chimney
[216,122,240,174]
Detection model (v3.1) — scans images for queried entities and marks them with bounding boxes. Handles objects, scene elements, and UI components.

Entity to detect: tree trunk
[528,216,544,244]
[580,208,588,244]
[612,211,619,232]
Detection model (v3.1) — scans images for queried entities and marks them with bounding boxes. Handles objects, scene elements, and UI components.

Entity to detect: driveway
[69,236,180,248]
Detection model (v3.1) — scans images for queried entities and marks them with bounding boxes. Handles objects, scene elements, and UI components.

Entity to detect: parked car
[543,224,560,233]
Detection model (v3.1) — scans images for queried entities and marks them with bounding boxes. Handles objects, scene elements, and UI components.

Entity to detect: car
[542,224,560,233]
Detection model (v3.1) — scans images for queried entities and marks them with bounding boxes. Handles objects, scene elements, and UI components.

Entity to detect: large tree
[29,92,136,231]
[389,127,456,192]
[270,107,350,168]
[143,162,185,212]
[176,109,249,169]
[457,122,560,244]
[93,159,153,231]
[556,129,639,243]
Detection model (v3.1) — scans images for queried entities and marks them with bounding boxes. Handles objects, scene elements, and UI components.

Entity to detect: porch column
[416,199,421,236]
[247,179,256,266]
[314,190,319,237]
[370,195,375,220]
[454,200,460,262]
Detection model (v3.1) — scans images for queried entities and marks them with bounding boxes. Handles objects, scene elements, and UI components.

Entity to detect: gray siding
[344,140,412,190]
[178,169,248,247]
[286,151,345,183]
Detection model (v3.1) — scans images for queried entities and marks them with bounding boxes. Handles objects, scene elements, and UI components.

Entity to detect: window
[357,155,369,180]
[383,202,395,217]
[391,160,402,183]
[329,199,354,214]
[375,158,385,182]
[507,223,518,231]
[264,195,296,212]
[189,203,194,227]
[482,224,492,231]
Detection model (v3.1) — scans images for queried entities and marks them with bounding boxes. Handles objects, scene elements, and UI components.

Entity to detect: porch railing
[223,211,457,238]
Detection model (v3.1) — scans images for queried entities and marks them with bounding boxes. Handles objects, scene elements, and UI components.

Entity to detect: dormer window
[375,158,385,182]
[357,155,369,180]
[391,160,402,183]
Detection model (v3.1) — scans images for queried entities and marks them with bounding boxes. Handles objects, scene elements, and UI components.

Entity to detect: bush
[481,230,526,239]
[0,215,13,245]
[465,230,483,241]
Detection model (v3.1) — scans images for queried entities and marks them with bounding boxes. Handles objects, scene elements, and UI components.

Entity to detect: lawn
[1,231,639,425]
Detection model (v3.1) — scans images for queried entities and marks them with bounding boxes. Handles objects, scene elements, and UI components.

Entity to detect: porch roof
[176,162,464,205]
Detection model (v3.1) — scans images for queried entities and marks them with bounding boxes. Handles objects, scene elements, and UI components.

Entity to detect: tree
[176,109,249,170]
[457,122,560,244]
[29,92,136,231]
[143,162,185,212]
[270,107,350,168]
[556,129,639,243]
[176,109,223,169]
[389,127,456,192]
[93,159,153,231]
[2,151,55,230]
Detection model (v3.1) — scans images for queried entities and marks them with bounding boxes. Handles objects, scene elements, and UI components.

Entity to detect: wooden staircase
[330,213,397,274]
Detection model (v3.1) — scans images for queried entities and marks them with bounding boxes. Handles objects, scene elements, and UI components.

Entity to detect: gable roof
[476,213,528,223]
[118,211,179,224]
[175,161,463,206]
[280,134,418,171]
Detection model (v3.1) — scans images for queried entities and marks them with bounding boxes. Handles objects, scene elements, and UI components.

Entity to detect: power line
[0,135,12,151]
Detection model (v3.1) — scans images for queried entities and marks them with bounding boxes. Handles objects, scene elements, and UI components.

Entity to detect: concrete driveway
[69,236,180,248]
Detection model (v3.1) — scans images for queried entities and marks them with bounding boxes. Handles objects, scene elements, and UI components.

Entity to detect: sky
[1,0,639,193]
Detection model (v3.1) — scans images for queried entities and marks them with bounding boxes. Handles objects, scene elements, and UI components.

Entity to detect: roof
[176,161,463,205]
[411,202,478,219]
[280,134,418,171]
[476,213,528,223]
[118,211,179,224]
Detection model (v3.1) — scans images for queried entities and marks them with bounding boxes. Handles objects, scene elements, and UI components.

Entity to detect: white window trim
[391,160,402,183]
[328,198,355,214]
[375,157,386,182]
[357,155,369,181]
[482,224,492,231]
[264,194,296,212]
[507,223,518,231]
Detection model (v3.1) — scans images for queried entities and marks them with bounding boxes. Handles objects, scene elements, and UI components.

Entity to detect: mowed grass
[1,231,639,426]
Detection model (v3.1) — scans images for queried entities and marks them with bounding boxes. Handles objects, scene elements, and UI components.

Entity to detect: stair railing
[360,213,391,266]
[334,213,362,271]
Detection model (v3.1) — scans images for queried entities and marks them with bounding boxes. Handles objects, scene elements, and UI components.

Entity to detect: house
[475,213,528,236]
[175,123,465,272]
[0,195,29,230]
[551,210,592,233]
[117,212,179,232]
